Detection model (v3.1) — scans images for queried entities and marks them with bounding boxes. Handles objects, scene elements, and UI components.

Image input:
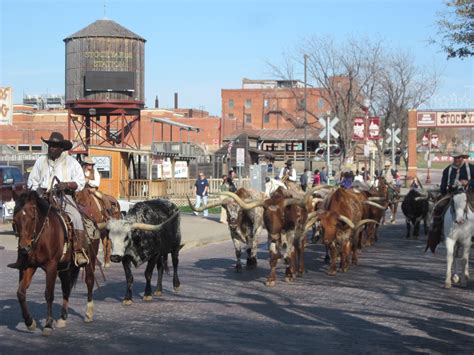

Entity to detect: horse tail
[70,265,81,290]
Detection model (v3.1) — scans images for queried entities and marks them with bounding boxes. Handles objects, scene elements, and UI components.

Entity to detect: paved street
[0,210,473,354]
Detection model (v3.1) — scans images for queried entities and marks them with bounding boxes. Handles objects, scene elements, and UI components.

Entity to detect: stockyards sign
[417,110,474,128]
[0,87,13,125]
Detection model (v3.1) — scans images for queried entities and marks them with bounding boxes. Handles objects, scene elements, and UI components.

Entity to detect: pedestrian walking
[312,169,321,186]
[320,166,328,184]
[194,172,209,217]
[300,168,308,191]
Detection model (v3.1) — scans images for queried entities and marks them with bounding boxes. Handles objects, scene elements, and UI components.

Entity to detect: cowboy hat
[285,159,293,166]
[41,132,73,150]
[384,160,391,167]
[449,145,469,158]
[81,156,96,165]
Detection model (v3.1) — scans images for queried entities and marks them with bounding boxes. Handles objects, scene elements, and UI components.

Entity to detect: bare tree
[374,51,439,171]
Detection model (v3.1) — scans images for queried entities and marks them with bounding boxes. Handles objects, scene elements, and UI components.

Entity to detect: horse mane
[14,190,51,217]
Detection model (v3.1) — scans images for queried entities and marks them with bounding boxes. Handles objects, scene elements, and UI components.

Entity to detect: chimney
[174,92,178,109]
[154,95,159,108]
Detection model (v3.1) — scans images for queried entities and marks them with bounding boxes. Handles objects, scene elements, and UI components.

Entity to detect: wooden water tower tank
[64,19,146,153]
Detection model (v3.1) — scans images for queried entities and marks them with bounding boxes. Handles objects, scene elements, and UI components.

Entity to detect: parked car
[0,165,26,206]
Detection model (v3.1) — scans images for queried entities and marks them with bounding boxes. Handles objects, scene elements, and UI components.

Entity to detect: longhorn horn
[338,215,355,229]
[283,198,306,208]
[304,216,320,232]
[187,195,224,212]
[364,200,386,210]
[414,196,429,201]
[352,219,380,238]
[131,222,165,231]
[219,191,265,210]
[368,196,386,202]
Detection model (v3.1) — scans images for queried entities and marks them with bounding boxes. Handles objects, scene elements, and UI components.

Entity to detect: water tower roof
[64,19,145,42]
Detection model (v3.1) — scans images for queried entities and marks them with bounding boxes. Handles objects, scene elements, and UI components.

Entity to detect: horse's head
[451,188,469,224]
[13,190,47,253]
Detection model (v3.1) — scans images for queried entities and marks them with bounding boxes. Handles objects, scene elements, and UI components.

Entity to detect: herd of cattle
[105,179,445,302]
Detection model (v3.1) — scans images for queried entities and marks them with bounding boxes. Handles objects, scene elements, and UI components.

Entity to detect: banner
[352,117,365,140]
[367,117,380,140]
[0,87,13,125]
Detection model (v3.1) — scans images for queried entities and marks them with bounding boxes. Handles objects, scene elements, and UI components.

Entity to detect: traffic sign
[319,116,340,139]
[386,127,400,144]
[236,148,245,167]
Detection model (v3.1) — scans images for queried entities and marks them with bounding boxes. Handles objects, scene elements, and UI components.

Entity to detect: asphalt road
[0,209,472,354]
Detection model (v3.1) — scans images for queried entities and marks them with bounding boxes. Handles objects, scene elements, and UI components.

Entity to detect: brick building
[221,78,332,162]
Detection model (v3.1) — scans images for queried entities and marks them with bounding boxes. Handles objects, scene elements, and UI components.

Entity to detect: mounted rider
[9,132,89,268]
[81,156,113,217]
[426,145,474,253]
[279,159,297,190]
[382,160,399,200]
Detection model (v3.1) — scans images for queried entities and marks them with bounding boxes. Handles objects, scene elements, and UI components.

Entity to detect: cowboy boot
[7,250,27,269]
[73,230,89,267]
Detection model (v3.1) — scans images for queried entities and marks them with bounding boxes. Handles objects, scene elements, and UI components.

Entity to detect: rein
[31,204,53,248]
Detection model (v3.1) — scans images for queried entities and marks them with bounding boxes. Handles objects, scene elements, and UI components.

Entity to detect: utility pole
[391,123,396,167]
[303,54,308,170]
[326,113,331,178]
[426,128,432,184]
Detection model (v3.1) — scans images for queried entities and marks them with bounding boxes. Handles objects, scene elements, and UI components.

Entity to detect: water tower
[64,19,146,153]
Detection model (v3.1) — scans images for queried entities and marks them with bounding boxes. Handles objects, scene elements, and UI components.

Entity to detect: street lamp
[303,54,308,170]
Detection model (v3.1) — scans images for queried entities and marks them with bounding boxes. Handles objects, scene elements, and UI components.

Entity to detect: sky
[0,0,473,116]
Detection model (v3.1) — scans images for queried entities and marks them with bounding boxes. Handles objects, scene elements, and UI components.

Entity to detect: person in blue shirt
[319,166,328,184]
[194,172,209,217]
[426,146,474,253]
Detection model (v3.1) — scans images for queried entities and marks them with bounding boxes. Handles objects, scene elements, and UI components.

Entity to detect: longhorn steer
[223,186,320,286]
[106,199,182,304]
[188,188,264,271]
[401,189,434,239]
[306,188,380,275]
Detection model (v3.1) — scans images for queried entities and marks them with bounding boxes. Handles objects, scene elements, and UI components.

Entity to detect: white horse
[444,188,473,288]
[264,178,287,198]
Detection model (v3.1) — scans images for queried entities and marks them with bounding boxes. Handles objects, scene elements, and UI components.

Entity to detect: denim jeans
[195,194,208,217]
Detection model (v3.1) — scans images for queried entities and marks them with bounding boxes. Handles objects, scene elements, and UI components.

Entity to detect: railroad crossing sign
[386,127,401,144]
[319,116,340,139]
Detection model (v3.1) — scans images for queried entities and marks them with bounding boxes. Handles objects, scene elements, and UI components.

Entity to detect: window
[228,113,235,119]
[263,99,269,108]
[245,113,252,123]
[245,99,252,109]
[228,99,234,109]
[264,114,270,123]
[317,98,325,109]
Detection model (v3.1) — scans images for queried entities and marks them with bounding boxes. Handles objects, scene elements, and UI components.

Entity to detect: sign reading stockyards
[417,111,474,127]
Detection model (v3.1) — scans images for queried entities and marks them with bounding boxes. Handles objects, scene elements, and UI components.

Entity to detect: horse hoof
[143,295,153,302]
[42,327,53,337]
[56,319,67,328]
[104,262,111,268]
[444,282,452,289]
[391,220,396,224]
[284,276,294,283]
[153,290,162,297]
[122,299,133,306]
[265,280,275,287]
[452,274,460,284]
[327,270,337,276]
[235,265,242,273]
[84,315,93,323]
[297,271,303,277]
[26,319,37,331]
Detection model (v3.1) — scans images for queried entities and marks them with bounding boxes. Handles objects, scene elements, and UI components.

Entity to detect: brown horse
[12,190,99,336]
[75,188,121,267]
[376,176,400,224]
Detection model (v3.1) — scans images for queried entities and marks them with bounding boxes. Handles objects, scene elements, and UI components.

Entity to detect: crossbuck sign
[319,116,340,139]
[386,127,401,144]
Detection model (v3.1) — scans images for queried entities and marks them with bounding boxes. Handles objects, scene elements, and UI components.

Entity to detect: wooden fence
[120,178,251,203]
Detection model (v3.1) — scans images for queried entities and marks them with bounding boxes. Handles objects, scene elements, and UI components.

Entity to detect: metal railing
[120,178,251,200]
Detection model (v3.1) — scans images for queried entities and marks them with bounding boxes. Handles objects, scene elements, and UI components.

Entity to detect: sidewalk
[0,212,230,252]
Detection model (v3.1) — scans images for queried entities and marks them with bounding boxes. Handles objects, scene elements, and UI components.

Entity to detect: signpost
[236,148,245,182]
[319,116,339,178]
[386,124,400,167]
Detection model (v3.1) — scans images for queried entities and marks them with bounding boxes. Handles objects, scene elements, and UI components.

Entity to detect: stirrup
[74,250,90,267]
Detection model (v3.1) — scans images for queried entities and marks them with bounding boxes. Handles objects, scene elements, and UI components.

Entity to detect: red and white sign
[352,117,365,140]
[368,117,380,140]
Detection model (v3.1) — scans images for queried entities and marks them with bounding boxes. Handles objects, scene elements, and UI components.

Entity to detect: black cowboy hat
[285,159,293,166]
[41,132,73,151]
